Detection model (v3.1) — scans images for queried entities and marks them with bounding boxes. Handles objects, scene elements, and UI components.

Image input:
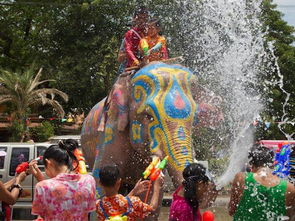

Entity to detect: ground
[159,195,232,221]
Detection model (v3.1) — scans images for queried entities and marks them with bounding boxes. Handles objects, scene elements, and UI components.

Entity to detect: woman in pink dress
[31,142,96,221]
[169,163,218,221]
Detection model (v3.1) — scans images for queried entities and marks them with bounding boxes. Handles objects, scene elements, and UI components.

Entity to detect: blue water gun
[273,142,291,178]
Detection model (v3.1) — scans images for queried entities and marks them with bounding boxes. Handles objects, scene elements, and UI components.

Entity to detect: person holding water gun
[142,156,168,203]
[123,6,149,69]
[96,164,164,221]
[31,142,96,220]
[139,18,168,64]
[29,139,87,181]
[0,149,28,221]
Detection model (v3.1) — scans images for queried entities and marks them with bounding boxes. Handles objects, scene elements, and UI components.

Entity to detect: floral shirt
[32,173,96,221]
[96,194,153,221]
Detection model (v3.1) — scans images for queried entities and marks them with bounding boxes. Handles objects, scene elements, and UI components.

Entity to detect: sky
[273,0,295,29]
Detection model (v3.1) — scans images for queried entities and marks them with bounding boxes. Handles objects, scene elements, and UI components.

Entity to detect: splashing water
[174,0,276,186]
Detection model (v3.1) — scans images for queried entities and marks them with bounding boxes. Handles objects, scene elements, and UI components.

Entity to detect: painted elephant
[81,62,222,206]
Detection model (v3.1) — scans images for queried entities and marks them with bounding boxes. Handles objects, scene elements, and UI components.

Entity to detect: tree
[256,0,295,140]
[0,66,68,141]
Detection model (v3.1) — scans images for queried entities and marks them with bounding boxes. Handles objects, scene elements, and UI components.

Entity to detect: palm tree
[0,67,68,141]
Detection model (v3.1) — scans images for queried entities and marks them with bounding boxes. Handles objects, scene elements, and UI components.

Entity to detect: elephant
[81,62,222,218]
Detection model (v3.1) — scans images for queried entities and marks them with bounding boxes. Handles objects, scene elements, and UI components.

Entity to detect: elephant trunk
[155,128,194,188]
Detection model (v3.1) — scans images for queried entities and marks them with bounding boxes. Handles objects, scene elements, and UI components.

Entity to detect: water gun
[140,39,149,56]
[73,149,87,174]
[150,42,163,52]
[15,156,43,174]
[142,156,169,181]
[273,142,291,178]
[142,156,160,179]
[150,156,169,181]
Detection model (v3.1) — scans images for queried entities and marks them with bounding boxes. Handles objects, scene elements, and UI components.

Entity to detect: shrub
[30,121,54,142]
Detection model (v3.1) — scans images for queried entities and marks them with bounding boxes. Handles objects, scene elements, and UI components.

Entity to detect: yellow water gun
[142,156,160,179]
[140,39,149,56]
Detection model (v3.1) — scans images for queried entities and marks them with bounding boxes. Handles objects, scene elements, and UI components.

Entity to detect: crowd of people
[0,139,295,220]
[1,5,295,221]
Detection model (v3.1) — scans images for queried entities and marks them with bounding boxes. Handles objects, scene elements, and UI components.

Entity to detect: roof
[48,135,81,145]
[259,140,295,149]
[48,135,81,140]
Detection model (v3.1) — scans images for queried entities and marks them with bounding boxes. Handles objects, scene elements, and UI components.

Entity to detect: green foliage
[8,120,26,142]
[0,65,68,140]
[1,0,295,142]
[30,121,54,142]
[0,0,184,113]
[257,0,295,140]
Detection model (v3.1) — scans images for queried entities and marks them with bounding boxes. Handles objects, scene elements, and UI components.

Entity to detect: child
[169,163,217,221]
[96,164,164,221]
[124,6,149,68]
[139,18,168,63]
[31,143,96,220]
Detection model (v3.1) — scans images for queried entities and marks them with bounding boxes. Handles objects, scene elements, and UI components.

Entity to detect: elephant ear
[97,75,131,132]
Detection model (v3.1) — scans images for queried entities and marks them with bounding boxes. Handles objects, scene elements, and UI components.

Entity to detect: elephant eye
[145,114,154,121]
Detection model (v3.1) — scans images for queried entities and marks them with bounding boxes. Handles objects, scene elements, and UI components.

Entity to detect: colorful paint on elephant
[131,120,144,144]
[104,125,114,144]
[132,63,197,171]
[81,100,105,134]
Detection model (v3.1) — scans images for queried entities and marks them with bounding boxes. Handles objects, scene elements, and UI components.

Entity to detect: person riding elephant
[81,62,223,219]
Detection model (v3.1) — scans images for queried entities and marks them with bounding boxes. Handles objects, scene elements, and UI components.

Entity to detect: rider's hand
[132,59,140,66]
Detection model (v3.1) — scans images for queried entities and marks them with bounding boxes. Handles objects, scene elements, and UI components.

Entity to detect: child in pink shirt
[169,163,217,221]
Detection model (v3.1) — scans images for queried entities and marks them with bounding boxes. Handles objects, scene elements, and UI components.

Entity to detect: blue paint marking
[131,121,144,144]
[149,124,160,150]
[118,103,127,115]
[93,168,100,178]
[164,76,191,119]
[178,127,186,140]
[132,80,152,103]
[185,159,191,167]
[181,146,189,156]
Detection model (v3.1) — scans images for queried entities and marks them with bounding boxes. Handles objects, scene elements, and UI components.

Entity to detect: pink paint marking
[174,92,185,110]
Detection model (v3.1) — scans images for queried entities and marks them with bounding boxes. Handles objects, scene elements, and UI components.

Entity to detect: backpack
[100,196,132,221]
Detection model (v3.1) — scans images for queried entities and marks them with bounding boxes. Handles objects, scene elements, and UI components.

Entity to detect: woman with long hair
[169,163,217,221]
